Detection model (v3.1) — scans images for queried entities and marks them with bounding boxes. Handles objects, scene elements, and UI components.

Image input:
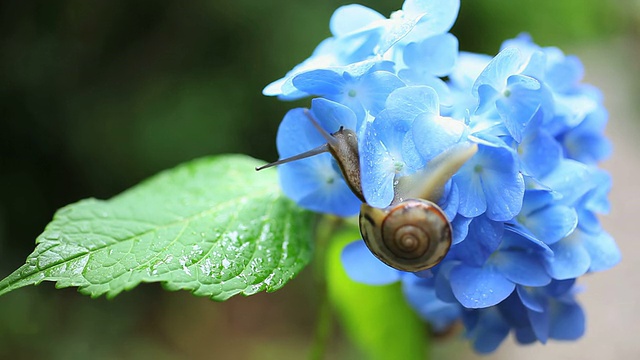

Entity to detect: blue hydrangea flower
[263,0,460,100]
[264,0,619,353]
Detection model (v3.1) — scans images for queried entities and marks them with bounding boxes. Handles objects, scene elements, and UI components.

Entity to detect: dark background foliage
[0,1,635,359]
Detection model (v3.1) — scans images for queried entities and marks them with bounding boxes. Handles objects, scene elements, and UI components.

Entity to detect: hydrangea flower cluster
[263,0,620,353]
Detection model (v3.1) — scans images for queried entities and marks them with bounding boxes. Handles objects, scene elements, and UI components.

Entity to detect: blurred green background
[0,1,636,359]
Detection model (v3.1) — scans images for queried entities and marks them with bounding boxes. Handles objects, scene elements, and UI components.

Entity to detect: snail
[257,110,477,272]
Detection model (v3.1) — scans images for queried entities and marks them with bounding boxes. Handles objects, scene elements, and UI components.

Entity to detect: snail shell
[359,199,452,272]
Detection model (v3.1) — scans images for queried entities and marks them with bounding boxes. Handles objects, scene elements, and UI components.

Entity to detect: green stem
[309,292,332,360]
[308,214,343,360]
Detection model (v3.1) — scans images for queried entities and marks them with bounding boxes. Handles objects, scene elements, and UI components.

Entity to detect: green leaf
[326,226,429,360]
[0,154,315,300]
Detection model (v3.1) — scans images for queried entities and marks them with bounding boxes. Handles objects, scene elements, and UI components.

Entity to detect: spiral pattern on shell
[359,199,452,272]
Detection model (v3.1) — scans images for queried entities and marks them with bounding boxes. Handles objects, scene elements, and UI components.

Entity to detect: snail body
[257,110,476,272]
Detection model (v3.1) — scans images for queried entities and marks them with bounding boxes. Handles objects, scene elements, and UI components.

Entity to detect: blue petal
[292,69,345,96]
[549,300,585,340]
[475,84,500,115]
[563,107,612,164]
[546,54,584,92]
[277,154,331,199]
[440,181,460,220]
[295,174,362,216]
[576,207,601,234]
[310,97,358,131]
[564,128,612,165]
[473,143,525,221]
[454,215,504,266]
[526,306,550,344]
[541,159,593,206]
[582,229,621,272]
[374,12,424,55]
[517,286,544,312]
[552,91,599,133]
[372,109,412,152]
[582,168,612,214]
[544,234,590,280]
[473,47,526,96]
[498,291,530,327]
[402,33,458,76]
[434,261,459,303]
[519,129,562,178]
[466,308,511,354]
[449,51,492,88]
[484,171,524,221]
[493,250,551,286]
[495,74,545,142]
[514,327,538,345]
[519,188,558,215]
[330,4,384,36]
[450,263,515,308]
[357,71,406,116]
[341,240,402,285]
[412,113,467,162]
[522,205,578,245]
[522,49,546,79]
[453,162,486,218]
[544,279,576,297]
[277,152,361,216]
[451,215,472,245]
[403,0,461,39]
[343,58,395,78]
[385,85,439,123]
[276,108,326,157]
[332,27,382,65]
[397,71,450,102]
[424,77,454,106]
[400,129,426,172]
[402,275,461,331]
[501,226,553,258]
